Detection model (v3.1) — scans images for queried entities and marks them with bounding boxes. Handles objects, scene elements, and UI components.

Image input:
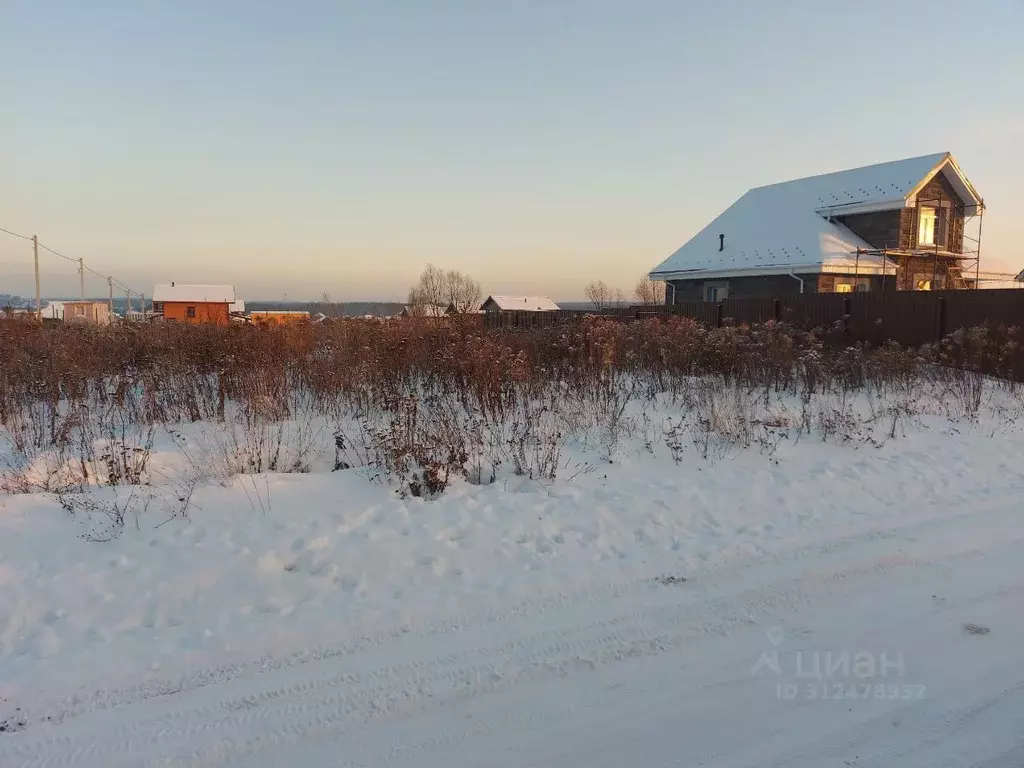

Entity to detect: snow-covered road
[4,498,1021,767]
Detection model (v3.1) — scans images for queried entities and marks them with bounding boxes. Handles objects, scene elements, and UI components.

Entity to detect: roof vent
[719,234,725,252]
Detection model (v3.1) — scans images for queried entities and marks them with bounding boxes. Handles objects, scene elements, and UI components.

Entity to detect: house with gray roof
[650,153,985,302]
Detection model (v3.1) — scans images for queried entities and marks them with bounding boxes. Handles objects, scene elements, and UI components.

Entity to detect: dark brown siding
[837,210,902,249]
[669,273,819,301]
[899,209,915,249]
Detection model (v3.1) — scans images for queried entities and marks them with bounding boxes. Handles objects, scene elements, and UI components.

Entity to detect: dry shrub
[0,316,1021,502]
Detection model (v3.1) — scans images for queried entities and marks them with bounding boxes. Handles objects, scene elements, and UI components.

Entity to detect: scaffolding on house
[847,192,984,291]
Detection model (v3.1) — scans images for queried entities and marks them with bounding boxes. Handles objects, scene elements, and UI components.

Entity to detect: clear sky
[2,0,1023,301]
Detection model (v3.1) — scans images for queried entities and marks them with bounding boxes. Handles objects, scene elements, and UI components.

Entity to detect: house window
[704,281,728,302]
[186,306,196,318]
[913,274,932,291]
[918,207,937,245]
[827,279,869,293]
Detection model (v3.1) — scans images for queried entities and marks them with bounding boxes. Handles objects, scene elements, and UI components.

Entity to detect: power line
[0,225,33,241]
[36,241,79,264]
[1,223,145,298]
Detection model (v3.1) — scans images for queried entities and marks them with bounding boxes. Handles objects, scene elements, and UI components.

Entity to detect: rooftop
[152,284,235,303]
[650,153,983,280]
[481,295,560,311]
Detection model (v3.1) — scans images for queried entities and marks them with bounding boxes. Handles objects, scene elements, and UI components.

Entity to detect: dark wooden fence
[483,290,1024,348]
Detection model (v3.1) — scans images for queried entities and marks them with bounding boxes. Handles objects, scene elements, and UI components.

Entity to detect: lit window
[918,207,937,245]
[914,274,932,291]
[835,283,854,293]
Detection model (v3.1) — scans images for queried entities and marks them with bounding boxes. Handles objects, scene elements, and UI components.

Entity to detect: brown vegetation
[0,316,1018,512]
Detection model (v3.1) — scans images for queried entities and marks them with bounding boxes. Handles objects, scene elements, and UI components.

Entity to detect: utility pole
[126,289,132,319]
[108,277,114,315]
[33,235,41,323]
[141,294,146,320]
[78,257,85,300]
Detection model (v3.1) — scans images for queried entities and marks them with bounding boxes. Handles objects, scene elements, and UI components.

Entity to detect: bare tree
[408,265,481,317]
[584,280,614,311]
[406,264,446,316]
[633,275,666,305]
[444,269,482,314]
[614,288,627,308]
[316,290,337,317]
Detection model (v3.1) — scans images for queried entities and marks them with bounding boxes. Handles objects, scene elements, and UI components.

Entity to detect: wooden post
[975,208,984,289]
[716,301,724,328]
[78,258,85,300]
[937,296,946,342]
[773,298,781,322]
[33,235,41,323]
[108,277,113,315]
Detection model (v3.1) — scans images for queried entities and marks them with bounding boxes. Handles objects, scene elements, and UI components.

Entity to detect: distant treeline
[245,301,404,317]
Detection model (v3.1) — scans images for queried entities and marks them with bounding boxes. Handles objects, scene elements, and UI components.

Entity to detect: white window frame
[918,206,937,246]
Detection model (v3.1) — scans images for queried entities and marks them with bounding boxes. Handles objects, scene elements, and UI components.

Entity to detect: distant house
[650,152,986,302]
[249,310,310,326]
[398,304,447,318]
[41,301,65,320]
[229,299,246,316]
[967,271,1024,290]
[62,301,111,325]
[444,304,484,315]
[124,308,155,322]
[152,283,235,324]
[480,295,560,313]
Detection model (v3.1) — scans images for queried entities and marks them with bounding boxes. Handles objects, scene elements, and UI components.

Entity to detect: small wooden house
[480,295,560,313]
[62,301,111,325]
[152,283,235,324]
[398,304,447,318]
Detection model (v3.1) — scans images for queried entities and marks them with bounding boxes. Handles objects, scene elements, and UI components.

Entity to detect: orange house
[152,283,235,325]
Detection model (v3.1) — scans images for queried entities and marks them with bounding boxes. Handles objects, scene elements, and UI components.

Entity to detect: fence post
[936,296,946,342]
[843,297,852,343]
[716,301,724,328]
[773,298,781,322]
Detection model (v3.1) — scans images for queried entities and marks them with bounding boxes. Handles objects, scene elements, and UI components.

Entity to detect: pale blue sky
[3,0,1022,300]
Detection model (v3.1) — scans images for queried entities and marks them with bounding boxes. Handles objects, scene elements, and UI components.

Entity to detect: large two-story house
[650,153,985,302]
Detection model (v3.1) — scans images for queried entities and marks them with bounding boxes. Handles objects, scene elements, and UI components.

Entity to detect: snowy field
[1,318,1023,766]
[1,384,1023,766]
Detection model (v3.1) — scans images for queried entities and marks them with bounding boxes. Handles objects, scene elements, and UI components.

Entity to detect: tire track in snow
[6,512,1023,768]
[20,492,1011,732]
